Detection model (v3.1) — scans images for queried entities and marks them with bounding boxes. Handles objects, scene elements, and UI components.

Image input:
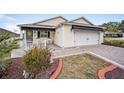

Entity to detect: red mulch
[35,59,59,79]
[1,58,58,79]
[105,67,124,79]
[2,58,24,79]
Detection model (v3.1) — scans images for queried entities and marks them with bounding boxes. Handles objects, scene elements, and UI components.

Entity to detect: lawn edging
[50,58,63,79]
[98,65,117,79]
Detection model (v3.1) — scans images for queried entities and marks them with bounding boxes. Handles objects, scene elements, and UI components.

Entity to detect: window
[37,31,49,38]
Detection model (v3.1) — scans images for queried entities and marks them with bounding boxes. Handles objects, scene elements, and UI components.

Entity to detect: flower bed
[105,67,124,79]
[1,58,61,79]
[98,64,124,79]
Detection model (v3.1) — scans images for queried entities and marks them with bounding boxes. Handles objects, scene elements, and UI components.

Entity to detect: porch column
[20,30,23,39]
[33,30,37,45]
[24,31,27,50]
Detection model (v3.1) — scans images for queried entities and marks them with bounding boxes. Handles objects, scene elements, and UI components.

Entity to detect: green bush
[22,47,51,78]
[14,38,23,41]
[104,39,124,48]
[0,60,11,78]
[0,33,19,78]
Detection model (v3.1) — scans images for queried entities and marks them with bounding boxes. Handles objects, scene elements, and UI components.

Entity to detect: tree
[0,34,19,59]
[101,22,120,32]
[0,33,19,77]
[119,20,124,32]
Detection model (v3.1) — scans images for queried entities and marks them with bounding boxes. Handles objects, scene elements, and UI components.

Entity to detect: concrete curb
[50,58,63,79]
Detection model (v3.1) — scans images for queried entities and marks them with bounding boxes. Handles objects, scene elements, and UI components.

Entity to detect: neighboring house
[0,28,19,38]
[105,32,123,38]
[18,16,104,49]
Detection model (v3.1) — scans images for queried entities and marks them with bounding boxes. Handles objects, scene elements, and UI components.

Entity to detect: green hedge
[104,39,124,48]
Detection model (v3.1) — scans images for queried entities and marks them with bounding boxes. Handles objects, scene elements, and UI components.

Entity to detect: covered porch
[19,24,56,49]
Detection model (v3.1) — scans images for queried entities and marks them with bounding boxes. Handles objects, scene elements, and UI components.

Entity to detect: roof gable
[33,16,68,26]
[71,17,93,25]
[0,28,19,36]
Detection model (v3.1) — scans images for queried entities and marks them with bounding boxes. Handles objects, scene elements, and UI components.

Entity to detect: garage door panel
[74,31,99,46]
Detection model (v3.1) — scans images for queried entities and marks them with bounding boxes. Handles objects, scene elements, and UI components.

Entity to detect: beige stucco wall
[72,19,91,25]
[63,25,74,48]
[50,31,55,42]
[55,25,64,47]
[55,24,74,48]
[99,31,104,44]
[36,17,67,26]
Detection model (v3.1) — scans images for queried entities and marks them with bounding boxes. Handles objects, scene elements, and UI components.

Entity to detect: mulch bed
[1,58,58,79]
[34,59,59,79]
[105,67,124,79]
[2,58,24,79]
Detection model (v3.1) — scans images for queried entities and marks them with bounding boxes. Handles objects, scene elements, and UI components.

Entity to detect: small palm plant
[22,47,51,78]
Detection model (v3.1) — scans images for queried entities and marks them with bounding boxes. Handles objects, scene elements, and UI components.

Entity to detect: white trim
[20,30,23,39]
[24,31,27,50]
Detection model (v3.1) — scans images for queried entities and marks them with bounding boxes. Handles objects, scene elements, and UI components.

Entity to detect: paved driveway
[11,44,124,68]
[53,45,124,68]
[81,45,124,68]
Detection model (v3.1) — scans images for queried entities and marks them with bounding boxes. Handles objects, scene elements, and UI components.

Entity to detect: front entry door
[26,30,33,42]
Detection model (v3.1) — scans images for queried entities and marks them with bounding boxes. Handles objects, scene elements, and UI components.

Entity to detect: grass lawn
[58,54,109,79]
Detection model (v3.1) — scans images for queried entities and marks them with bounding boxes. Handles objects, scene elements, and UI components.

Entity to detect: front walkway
[11,44,124,68]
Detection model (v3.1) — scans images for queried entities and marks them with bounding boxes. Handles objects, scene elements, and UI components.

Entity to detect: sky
[0,14,124,33]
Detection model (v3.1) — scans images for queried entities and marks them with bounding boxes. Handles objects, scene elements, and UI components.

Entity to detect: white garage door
[74,30,99,46]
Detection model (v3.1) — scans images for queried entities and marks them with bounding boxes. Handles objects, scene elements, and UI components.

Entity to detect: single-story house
[105,31,123,38]
[0,28,19,38]
[18,16,104,49]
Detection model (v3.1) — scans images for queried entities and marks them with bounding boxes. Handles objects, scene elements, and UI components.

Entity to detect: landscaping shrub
[104,39,124,48]
[22,47,51,78]
[0,33,19,78]
[14,37,23,41]
[0,60,11,78]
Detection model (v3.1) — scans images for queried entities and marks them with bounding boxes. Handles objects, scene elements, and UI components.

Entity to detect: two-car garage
[74,30,100,46]
[55,23,104,48]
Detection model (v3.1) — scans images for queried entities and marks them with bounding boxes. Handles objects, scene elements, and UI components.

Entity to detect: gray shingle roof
[17,16,103,31]
[0,28,19,36]
[70,17,94,25]
[18,24,56,29]
[62,22,103,29]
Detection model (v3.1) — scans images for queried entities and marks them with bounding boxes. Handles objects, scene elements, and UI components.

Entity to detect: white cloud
[4,23,20,34]
[0,14,4,19]
[0,14,16,22]
[0,14,19,33]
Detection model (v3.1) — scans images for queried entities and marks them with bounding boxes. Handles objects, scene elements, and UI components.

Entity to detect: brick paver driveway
[53,45,124,68]
[81,45,124,67]
[11,44,124,68]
